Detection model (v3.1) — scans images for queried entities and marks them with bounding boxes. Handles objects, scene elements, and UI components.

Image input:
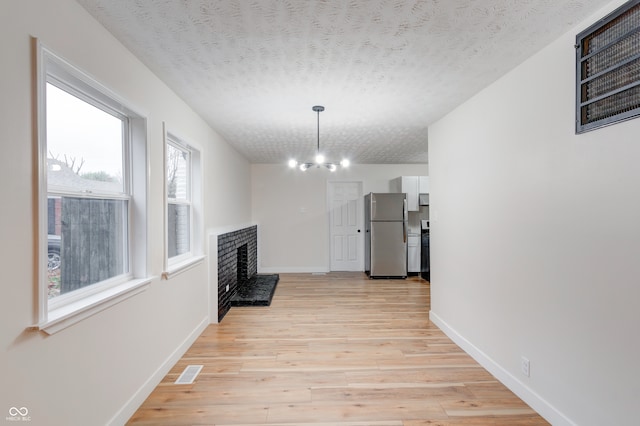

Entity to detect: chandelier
[288,105,350,171]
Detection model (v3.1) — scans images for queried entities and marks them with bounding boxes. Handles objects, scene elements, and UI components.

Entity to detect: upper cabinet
[391,176,427,211]
[419,176,429,194]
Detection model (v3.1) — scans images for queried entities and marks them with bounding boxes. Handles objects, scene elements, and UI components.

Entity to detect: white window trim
[161,255,206,280]
[34,278,152,335]
[162,123,204,279]
[32,39,150,334]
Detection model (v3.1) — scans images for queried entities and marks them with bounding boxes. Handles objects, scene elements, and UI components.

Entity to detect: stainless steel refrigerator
[364,193,408,278]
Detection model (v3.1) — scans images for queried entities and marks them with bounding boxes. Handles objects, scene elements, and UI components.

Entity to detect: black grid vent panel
[582,32,640,79]
[583,84,640,123]
[584,5,640,53]
[577,0,640,132]
[583,57,640,100]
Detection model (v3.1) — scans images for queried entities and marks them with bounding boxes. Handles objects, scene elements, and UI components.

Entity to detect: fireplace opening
[237,244,249,285]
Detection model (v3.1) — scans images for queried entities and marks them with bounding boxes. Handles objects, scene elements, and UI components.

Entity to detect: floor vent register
[174,365,203,385]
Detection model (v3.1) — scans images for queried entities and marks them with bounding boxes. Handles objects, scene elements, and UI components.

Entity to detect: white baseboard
[107,316,210,425]
[429,310,575,426]
[258,266,330,274]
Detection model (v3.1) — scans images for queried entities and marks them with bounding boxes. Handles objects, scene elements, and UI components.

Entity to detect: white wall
[252,164,427,272]
[428,1,639,424]
[0,1,251,425]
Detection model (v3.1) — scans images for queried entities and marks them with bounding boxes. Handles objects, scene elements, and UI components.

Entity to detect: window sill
[32,277,153,335]
[162,255,205,280]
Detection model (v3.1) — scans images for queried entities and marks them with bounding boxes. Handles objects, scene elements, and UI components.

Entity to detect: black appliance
[421,220,430,281]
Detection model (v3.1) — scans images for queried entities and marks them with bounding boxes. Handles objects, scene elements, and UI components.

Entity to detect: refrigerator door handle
[403,198,408,243]
[403,221,407,243]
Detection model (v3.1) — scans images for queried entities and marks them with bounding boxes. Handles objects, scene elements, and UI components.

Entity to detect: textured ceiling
[76,0,610,164]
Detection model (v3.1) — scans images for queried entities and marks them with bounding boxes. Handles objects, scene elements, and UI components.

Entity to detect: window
[45,83,128,299]
[36,43,149,333]
[164,130,203,276]
[167,138,191,260]
[576,0,640,133]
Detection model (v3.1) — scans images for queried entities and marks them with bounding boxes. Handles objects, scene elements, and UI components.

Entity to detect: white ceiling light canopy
[289,105,350,172]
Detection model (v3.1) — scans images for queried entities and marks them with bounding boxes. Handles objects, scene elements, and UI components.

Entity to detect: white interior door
[329,181,363,271]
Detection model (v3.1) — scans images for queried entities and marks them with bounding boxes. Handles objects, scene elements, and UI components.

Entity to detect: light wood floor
[128,273,549,425]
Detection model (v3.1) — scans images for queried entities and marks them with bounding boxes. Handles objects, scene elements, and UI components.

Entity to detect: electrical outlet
[521,356,530,377]
[225,284,229,292]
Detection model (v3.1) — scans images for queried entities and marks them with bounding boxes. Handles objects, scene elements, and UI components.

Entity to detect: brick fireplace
[216,225,257,321]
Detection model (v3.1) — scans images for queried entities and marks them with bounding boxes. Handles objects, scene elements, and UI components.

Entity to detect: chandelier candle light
[288,105,350,171]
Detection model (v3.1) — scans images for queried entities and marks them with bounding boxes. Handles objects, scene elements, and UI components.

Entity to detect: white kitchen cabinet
[419,176,429,193]
[407,235,421,273]
[391,176,419,211]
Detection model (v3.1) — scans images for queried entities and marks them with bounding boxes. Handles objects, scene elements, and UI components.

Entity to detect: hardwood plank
[440,399,538,417]
[405,418,547,426]
[127,404,269,425]
[345,368,499,385]
[265,399,448,423]
[217,422,403,426]
[310,384,475,402]
[127,273,549,425]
